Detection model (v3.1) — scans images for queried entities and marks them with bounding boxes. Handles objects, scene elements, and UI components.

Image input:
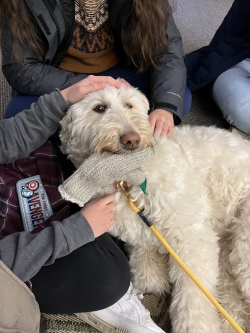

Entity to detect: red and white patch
[27,180,39,191]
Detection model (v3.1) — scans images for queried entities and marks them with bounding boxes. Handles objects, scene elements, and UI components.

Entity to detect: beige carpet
[174,0,234,54]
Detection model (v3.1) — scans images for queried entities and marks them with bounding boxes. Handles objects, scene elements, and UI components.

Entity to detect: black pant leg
[30,233,130,313]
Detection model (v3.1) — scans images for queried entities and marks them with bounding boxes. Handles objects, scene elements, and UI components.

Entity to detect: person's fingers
[61,76,121,105]
[167,123,174,138]
[109,210,115,220]
[61,82,106,105]
[80,194,116,237]
[160,122,170,137]
[87,75,121,89]
[87,194,115,207]
[119,78,131,87]
[107,200,116,211]
[81,82,107,95]
[154,119,164,137]
[100,193,116,205]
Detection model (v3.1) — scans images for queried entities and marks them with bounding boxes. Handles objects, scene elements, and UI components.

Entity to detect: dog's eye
[93,105,107,113]
[125,104,132,109]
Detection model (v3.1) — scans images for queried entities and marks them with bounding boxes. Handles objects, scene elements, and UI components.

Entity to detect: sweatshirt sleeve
[0,89,68,164]
[0,212,95,282]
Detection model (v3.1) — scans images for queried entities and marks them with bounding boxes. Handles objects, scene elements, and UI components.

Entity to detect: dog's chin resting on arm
[59,83,250,333]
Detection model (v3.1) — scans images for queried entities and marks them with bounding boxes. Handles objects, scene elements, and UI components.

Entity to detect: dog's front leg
[127,244,170,294]
[219,233,250,333]
[168,225,222,333]
[228,197,250,300]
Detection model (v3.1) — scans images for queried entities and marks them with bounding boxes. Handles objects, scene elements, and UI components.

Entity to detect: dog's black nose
[120,132,141,150]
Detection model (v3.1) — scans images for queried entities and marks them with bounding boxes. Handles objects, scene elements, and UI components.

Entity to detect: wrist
[60,88,71,106]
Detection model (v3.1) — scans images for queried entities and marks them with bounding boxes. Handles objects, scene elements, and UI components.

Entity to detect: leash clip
[116,181,143,213]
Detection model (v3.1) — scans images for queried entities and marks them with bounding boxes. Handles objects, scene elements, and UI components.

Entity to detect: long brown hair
[126,0,173,72]
[0,0,173,68]
[0,0,43,62]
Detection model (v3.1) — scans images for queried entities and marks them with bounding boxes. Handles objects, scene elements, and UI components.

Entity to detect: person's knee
[31,237,131,313]
[212,73,250,133]
[214,92,250,133]
[102,259,130,307]
[229,101,250,134]
[0,261,40,333]
[222,103,250,133]
[97,237,130,289]
[92,235,131,306]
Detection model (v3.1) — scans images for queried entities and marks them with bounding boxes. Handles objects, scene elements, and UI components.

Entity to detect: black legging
[30,233,130,313]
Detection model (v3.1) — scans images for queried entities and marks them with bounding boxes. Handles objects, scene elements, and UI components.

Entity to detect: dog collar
[113,181,129,191]
[113,179,147,195]
[139,179,147,195]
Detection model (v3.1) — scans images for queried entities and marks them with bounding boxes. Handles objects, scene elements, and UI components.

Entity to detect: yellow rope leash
[116,181,245,333]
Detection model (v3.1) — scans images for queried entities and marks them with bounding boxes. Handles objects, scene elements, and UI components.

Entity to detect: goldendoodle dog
[60,84,250,333]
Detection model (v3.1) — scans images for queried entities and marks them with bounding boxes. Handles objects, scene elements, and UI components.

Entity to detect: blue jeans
[5,63,192,119]
[212,58,250,134]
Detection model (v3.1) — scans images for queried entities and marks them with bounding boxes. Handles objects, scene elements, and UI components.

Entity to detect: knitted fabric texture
[59,0,120,74]
[58,148,152,207]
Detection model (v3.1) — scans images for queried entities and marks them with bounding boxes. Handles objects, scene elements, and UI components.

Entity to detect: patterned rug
[42,293,172,333]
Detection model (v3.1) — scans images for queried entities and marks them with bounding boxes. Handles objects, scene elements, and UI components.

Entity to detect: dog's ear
[59,114,72,154]
[135,89,150,113]
[141,94,150,113]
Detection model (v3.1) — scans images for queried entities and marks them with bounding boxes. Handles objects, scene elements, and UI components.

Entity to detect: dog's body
[60,85,250,333]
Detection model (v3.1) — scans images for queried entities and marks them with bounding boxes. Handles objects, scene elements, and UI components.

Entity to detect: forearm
[0,212,95,282]
[0,90,68,164]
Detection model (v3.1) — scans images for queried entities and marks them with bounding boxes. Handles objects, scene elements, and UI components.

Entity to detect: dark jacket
[1,0,186,122]
[186,0,250,92]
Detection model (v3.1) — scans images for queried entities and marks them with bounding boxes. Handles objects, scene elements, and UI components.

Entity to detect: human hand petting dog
[58,147,152,207]
[149,109,174,138]
[80,194,116,237]
[60,75,121,106]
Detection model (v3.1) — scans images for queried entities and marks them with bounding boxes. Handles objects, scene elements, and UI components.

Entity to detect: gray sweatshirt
[0,90,95,282]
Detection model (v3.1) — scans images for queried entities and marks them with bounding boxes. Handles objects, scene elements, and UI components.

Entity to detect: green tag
[139,179,147,195]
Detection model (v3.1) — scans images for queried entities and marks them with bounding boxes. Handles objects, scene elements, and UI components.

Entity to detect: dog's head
[60,84,155,167]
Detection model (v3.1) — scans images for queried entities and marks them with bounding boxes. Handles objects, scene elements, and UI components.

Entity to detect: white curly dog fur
[60,84,250,333]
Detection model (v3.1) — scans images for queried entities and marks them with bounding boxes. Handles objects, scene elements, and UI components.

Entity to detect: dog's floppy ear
[59,114,72,154]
